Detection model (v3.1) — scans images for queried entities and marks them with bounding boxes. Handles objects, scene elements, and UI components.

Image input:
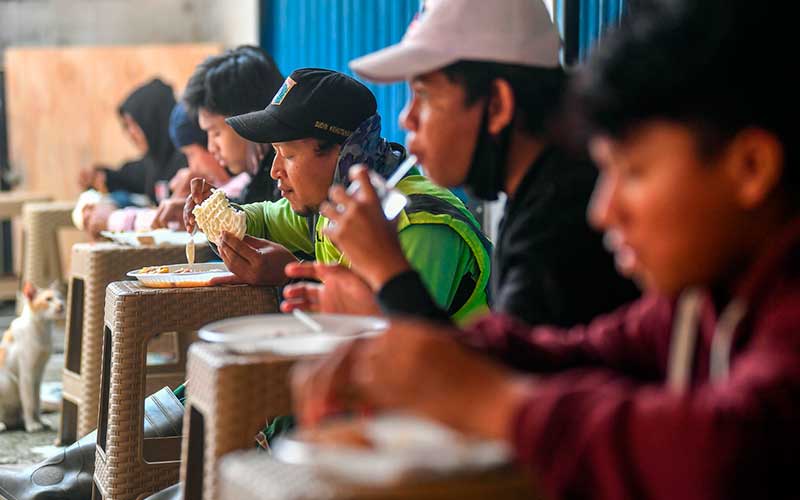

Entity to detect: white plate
[127,262,234,288]
[272,414,511,486]
[101,229,208,247]
[198,313,387,356]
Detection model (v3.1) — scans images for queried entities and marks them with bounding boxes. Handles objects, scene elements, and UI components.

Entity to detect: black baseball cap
[226,68,377,145]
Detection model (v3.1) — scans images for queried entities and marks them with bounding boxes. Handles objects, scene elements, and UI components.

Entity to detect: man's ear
[724,128,784,209]
[487,78,516,136]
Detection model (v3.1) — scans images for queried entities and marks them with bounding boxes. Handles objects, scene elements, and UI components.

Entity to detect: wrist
[469,375,535,442]
[364,255,411,291]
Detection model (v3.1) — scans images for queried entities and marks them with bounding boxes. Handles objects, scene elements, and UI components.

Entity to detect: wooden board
[4,44,221,281]
[4,43,222,202]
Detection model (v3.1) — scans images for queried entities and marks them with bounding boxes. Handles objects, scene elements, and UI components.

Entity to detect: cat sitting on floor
[0,283,65,432]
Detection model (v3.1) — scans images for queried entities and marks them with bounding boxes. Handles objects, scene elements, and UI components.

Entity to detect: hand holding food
[320,166,411,291]
[293,319,531,442]
[183,177,215,233]
[151,198,187,229]
[214,232,297,286]
[191,189,246,245]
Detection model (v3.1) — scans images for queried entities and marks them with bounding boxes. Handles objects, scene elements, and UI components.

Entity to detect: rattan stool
[180,342,301,500]
[59,242,214,444]
[0,191,51,300]
[22,201,75,288]
[218,451,534,500]
[92,281,279,500]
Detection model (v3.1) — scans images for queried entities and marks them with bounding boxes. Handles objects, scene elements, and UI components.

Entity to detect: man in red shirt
[291,0,800,498]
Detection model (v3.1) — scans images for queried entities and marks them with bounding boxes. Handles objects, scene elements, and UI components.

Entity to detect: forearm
[458,296,670,375]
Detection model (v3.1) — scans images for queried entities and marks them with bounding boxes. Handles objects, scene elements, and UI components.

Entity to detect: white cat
[0,283,65,432]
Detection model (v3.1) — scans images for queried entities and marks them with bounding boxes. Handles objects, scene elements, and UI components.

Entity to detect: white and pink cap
[349,0,562,83]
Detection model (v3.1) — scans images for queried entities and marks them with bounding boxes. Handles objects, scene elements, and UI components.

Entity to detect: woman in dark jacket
[78,78,185,204]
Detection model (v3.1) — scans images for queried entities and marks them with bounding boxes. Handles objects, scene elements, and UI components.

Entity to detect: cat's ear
[22,282,37,302]
[48,280,65,296]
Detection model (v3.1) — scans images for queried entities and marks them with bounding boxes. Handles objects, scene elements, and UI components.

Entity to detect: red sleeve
[459,294,673,379]
[511,302,800,500]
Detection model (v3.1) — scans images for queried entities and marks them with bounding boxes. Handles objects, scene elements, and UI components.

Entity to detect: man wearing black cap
[185,68,492,324]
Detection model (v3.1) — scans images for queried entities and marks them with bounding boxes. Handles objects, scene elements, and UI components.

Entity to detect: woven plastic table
[218,451,535,500]
[22,200,75,288]
[0,191,51,300]
[59,242,214,444]
[180,342,303,500]
[0,190,51,219]
[92,280,279,500]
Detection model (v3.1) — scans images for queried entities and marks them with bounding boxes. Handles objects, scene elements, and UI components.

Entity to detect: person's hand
[151,198,187,229]
[213,232,298,286]
[320,166,412,291]
[281,261,382,315]
[169,168,193,198]
[183,178,214,233]
[78,166,107,192]
[292,338,370,426]
[85,203,115,239]
[78,167,96,189]
[293,319,533,441]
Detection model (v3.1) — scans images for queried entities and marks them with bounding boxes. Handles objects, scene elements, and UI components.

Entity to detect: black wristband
[377,270,450,323]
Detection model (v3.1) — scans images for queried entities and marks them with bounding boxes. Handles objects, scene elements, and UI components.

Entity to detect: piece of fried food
[138,266,171,274]
[192,189,246,245]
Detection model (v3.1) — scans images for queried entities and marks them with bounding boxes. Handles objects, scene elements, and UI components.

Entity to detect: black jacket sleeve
[377,270,451,323]
[102,159,149,195]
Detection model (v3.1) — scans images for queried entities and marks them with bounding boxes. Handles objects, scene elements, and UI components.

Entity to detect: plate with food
[127,262,234,288]
[271,413,511,486]
[198,313,387,356]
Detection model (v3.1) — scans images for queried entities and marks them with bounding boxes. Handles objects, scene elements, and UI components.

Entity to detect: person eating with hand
[185,68,493,324]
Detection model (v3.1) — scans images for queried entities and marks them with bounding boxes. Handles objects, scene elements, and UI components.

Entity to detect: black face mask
[462,102,513,201]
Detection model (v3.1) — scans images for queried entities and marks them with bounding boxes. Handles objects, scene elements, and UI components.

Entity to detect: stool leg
[183,405,206,500]
[58,399,79,445]
[59,277,85,445]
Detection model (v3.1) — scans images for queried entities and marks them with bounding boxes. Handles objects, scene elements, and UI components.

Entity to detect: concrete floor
[0,300,65,465]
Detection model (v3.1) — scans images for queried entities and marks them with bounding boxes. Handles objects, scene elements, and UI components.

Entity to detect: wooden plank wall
[3,43,221,279]
[4,43,221,201]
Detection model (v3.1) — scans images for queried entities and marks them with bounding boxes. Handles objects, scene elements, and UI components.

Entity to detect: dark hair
[440,61,566,136]
[183,45,284,117]
[570,0,796,193]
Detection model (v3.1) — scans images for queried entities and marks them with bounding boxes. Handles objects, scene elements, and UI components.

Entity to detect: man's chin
[290,204,319,218]
[425,164,468,189]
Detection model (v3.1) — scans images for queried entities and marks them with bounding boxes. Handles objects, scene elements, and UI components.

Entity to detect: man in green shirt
[185,68,491,324]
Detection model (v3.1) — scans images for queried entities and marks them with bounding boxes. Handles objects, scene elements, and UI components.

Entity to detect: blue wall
[261,0,626,141]
[261,0,420,144]
[555,0,626,62]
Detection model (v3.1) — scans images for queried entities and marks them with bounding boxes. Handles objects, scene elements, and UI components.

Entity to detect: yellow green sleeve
[241,199,314,256]
[397,223,476,314]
